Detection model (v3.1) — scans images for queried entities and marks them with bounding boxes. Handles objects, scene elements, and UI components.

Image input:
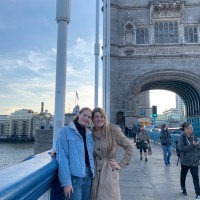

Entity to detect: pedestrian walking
[90,107,134,200]
[160,124,172,166]
[136,125,150,162]
[56,107,95,200]
[131,124,137,142]
[178,122,200,200]
[125,125,129,136]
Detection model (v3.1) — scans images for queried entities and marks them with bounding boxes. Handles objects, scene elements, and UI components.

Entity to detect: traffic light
[152,106,157,117]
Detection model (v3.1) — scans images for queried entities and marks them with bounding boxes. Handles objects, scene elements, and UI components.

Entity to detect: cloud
[65,85,103,113]
[0,107,22,115]
[68,37,94,65]
[65,37,97,91]
[0,37,103,115]
[0,48,56,114]
[0,94,10,99]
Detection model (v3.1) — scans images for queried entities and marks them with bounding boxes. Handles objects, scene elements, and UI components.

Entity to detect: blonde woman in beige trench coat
[90,108,134,200]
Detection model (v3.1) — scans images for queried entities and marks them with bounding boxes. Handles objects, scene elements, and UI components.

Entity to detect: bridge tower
[103,0,200,134]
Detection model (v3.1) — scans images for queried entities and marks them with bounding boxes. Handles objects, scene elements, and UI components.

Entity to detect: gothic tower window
[184,27,198,43]
[136,29,149,44]
[154,22,179,44]
[125,23,133,45]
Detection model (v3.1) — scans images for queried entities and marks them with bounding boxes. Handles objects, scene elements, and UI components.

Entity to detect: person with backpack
[178,122,200,200]
[160,124,172,166]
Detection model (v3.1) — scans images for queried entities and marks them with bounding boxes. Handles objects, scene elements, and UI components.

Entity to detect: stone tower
[105,0,200,129]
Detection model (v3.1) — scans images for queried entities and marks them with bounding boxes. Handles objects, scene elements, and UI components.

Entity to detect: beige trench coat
[90,124,134,200]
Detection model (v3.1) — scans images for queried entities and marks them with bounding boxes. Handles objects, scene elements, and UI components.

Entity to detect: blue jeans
[162,145,172,164]
[65,167,92,200]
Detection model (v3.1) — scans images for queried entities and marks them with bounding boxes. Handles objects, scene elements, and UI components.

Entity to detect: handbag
[136,141,141,149]
[147,144,152,155]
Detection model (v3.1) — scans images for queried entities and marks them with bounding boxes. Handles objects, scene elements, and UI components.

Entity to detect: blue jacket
[56,122,95,187]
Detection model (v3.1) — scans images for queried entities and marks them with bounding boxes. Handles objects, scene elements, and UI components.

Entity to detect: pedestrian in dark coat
[131,124,137,142]
[160,124,172,166]
[178,122,200,199]
[125,125,129,136]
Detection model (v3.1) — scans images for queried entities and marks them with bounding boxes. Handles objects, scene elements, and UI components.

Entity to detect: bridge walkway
[118,142,197,200]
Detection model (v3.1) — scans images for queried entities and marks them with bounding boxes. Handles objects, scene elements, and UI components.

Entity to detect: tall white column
[106,0,110,122]
[102,0,107,111]
[53,0,71,149]
[94,0,100,107]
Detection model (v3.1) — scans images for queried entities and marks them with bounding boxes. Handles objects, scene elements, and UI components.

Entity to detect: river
[0,142,35,170]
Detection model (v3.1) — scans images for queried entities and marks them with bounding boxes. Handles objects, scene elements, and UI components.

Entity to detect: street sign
[138,118,150,125]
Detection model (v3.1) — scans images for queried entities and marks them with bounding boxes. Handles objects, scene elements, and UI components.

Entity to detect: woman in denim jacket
[56,107,95,200]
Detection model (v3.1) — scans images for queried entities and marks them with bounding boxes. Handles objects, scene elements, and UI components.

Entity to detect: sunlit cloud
[0,37,100,115]
[0,107,22,115]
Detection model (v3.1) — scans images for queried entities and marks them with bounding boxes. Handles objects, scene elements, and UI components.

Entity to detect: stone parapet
[34,129,53,155]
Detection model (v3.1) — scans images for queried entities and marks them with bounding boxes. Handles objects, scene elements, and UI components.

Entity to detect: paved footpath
[116,141,198,200]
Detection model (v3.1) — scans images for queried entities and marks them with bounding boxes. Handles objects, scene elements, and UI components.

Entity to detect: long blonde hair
[92,107,114,153]
[73,107,92,123]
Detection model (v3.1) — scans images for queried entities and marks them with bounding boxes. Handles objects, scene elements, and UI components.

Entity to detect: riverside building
[9,109,37,140]
[0,115,10,139]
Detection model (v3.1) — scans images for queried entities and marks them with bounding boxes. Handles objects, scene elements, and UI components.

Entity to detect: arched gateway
[125,70,200,125]
[103,0,200,131]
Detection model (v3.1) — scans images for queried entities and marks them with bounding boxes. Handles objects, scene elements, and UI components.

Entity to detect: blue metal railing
[147,131,200,149]
[147,131,180,149]
[1,132,199,200]
[0,151,62,200]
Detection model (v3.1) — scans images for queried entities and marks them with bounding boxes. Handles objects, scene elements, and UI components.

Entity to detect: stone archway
[125,69,200,125]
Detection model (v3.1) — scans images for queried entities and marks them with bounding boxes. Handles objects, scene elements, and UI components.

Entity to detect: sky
[0,0,176,115]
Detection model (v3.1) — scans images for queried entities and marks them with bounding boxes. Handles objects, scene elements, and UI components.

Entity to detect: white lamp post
[53,0,71,149]
[94,0,100,107]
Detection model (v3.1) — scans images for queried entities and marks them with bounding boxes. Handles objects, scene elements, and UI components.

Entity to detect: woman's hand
[51,150,57,157]
[193,141,199,146]
[109,159,121,170]
[64,185,74,199]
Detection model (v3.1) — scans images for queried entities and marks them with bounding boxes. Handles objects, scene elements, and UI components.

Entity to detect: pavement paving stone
[116,141,199,200]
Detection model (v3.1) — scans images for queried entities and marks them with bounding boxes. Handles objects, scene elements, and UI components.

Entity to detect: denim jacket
[56,122,95,187]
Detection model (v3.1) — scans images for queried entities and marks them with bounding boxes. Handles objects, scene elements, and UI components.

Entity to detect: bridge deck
[118,142,197,200]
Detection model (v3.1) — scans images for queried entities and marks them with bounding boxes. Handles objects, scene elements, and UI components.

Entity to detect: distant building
[150,114,166,128]
[32,102,53,135]
[176,95,185,114]
[0,103,55,141]
[65,105,80,125]
[10,109,37,140]
[0,115,10,138]
[73,105,80,114]
[162,108,186,127]
[65,113,76,125]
